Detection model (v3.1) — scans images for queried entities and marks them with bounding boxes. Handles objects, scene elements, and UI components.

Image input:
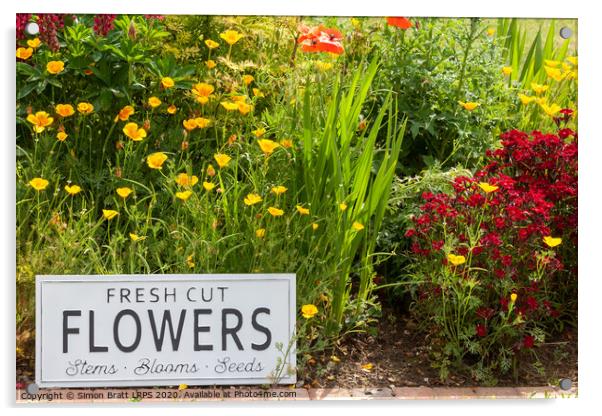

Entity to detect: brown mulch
[300,309,578,389]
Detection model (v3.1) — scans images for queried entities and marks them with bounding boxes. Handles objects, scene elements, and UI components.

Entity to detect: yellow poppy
[29,177,49,191]
[242,74,254,85]
[103,209,119,220]
[147,152,168,169]
[214,153,231,168]
[447,253,466,266]
[116,187,133,199]
[176,173,199,187]
[257,139,280,156]
[478,182,499,193]
[115,105,135,122]
[267,207,284,217]
[458,101,480,111]
[296,205,310,215]
[502,66,512,76]
[148,96,161,108]
[46,60,65,74]
[64,184,81,195]
[176,191,193,201]
[206,164,216,177]
[301,304,318,319]
[205,39,219,49]
[183,119,197,131]
[77,102,94,114]
[27,38,41,48]
[531,82,549,95]
[271,186,287,195]
[510,293,518,303]
[56,131,68,142]
[191,83,214,104]
[161,77,175,89]
[540,102,561,117]
[16,47,33,60]
[122,122,147,141]
[220,30,244,45]
[206,60,217,69]
[203,181,216,191]
[129,233,146,241]
[244,193,263,206]
[339,203,348,211]
[253,127,266,138]
[194,117,210,128]
[237,101,253,115]
[543,236,562,248]
[518,93,536,105]
[255,228,266,238]
[55,104,75,117]
[280,139,293,149]
[26,111,54,133]
[220,101,239,111]
[352,221,364,231]
[312,223,319,231]
[167,104,177,114]
[252,88,265,98]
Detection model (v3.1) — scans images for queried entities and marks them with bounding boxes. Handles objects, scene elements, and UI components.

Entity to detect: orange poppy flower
[386,17,413,30]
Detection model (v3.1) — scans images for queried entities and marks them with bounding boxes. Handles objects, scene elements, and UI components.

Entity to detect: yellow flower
[167,104,177,114]
[122,122,147,141]
[339,203,348,211]
[267,207,284,217]
[253,127,266,138]
[543,236,562,248]
[502,66,512,76]
[116,187,133,199]
[544,59,560,68]
[194,117,211,128]
[540,102,561,117]
[244,193,263,206]
[567,56,578,66]
[220,101,239,111]
[510,293,518,303]
[301,304,318,319]
[315,60,333,72]
[115,105,135,122]
[186,255,195,269]
[486,27,496,36]
[458,101,480,111]
[205,39,219,49]
[29,177,49,191]
[352,221,364,231]
[361,363,374,372]
[16,47,33,60]
[103,209,119,220]
[257,139,280,156]
[518,93,536,105]
[271,186,287,195]
[129,233,146,241]
[55,104,75,117]
[176,191,193,201]
[191,83,214,104]
[176,173,199,187]
[544,66,565,82]
[312,223,319,231]
[242,74,254,85]
[148,96,161,108]
[27,38,41,48]
[64,184,81,195]
[46,60,65,74]
[255,228,266,238]
[220,30,244,45]
[182,119,197,131]
[478,182,499,193]
[214,153,231,168]
[56,131,68,142]
[203,181,216,191]
[447,253,466,266]
[237,101,253,115]
[280,139,293,149]
[147,152,168,169]
[296,205,310,215]
[206,164,216,177]
[26,111,54,133]
[531,82,549,95]
[77,102,94,114]
[161,77,175,89]
[252,88,265,98]
[206,59,217,69]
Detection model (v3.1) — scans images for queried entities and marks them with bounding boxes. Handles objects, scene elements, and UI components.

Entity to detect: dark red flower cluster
[16,14,32,40]
[38,14,65,52]
[406,118,577,355]
[93,14,117,37]
[298,24,344,55]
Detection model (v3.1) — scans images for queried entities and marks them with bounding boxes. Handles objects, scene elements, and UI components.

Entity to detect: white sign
[35,274,296,387]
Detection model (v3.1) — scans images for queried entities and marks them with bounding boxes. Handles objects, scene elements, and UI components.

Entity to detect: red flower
[476,323,487,337]
[386,17,413,29]
[298,24,345,55]
[523,335,535,349]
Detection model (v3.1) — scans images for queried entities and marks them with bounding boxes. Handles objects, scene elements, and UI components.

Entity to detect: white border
[35,274,296,388]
